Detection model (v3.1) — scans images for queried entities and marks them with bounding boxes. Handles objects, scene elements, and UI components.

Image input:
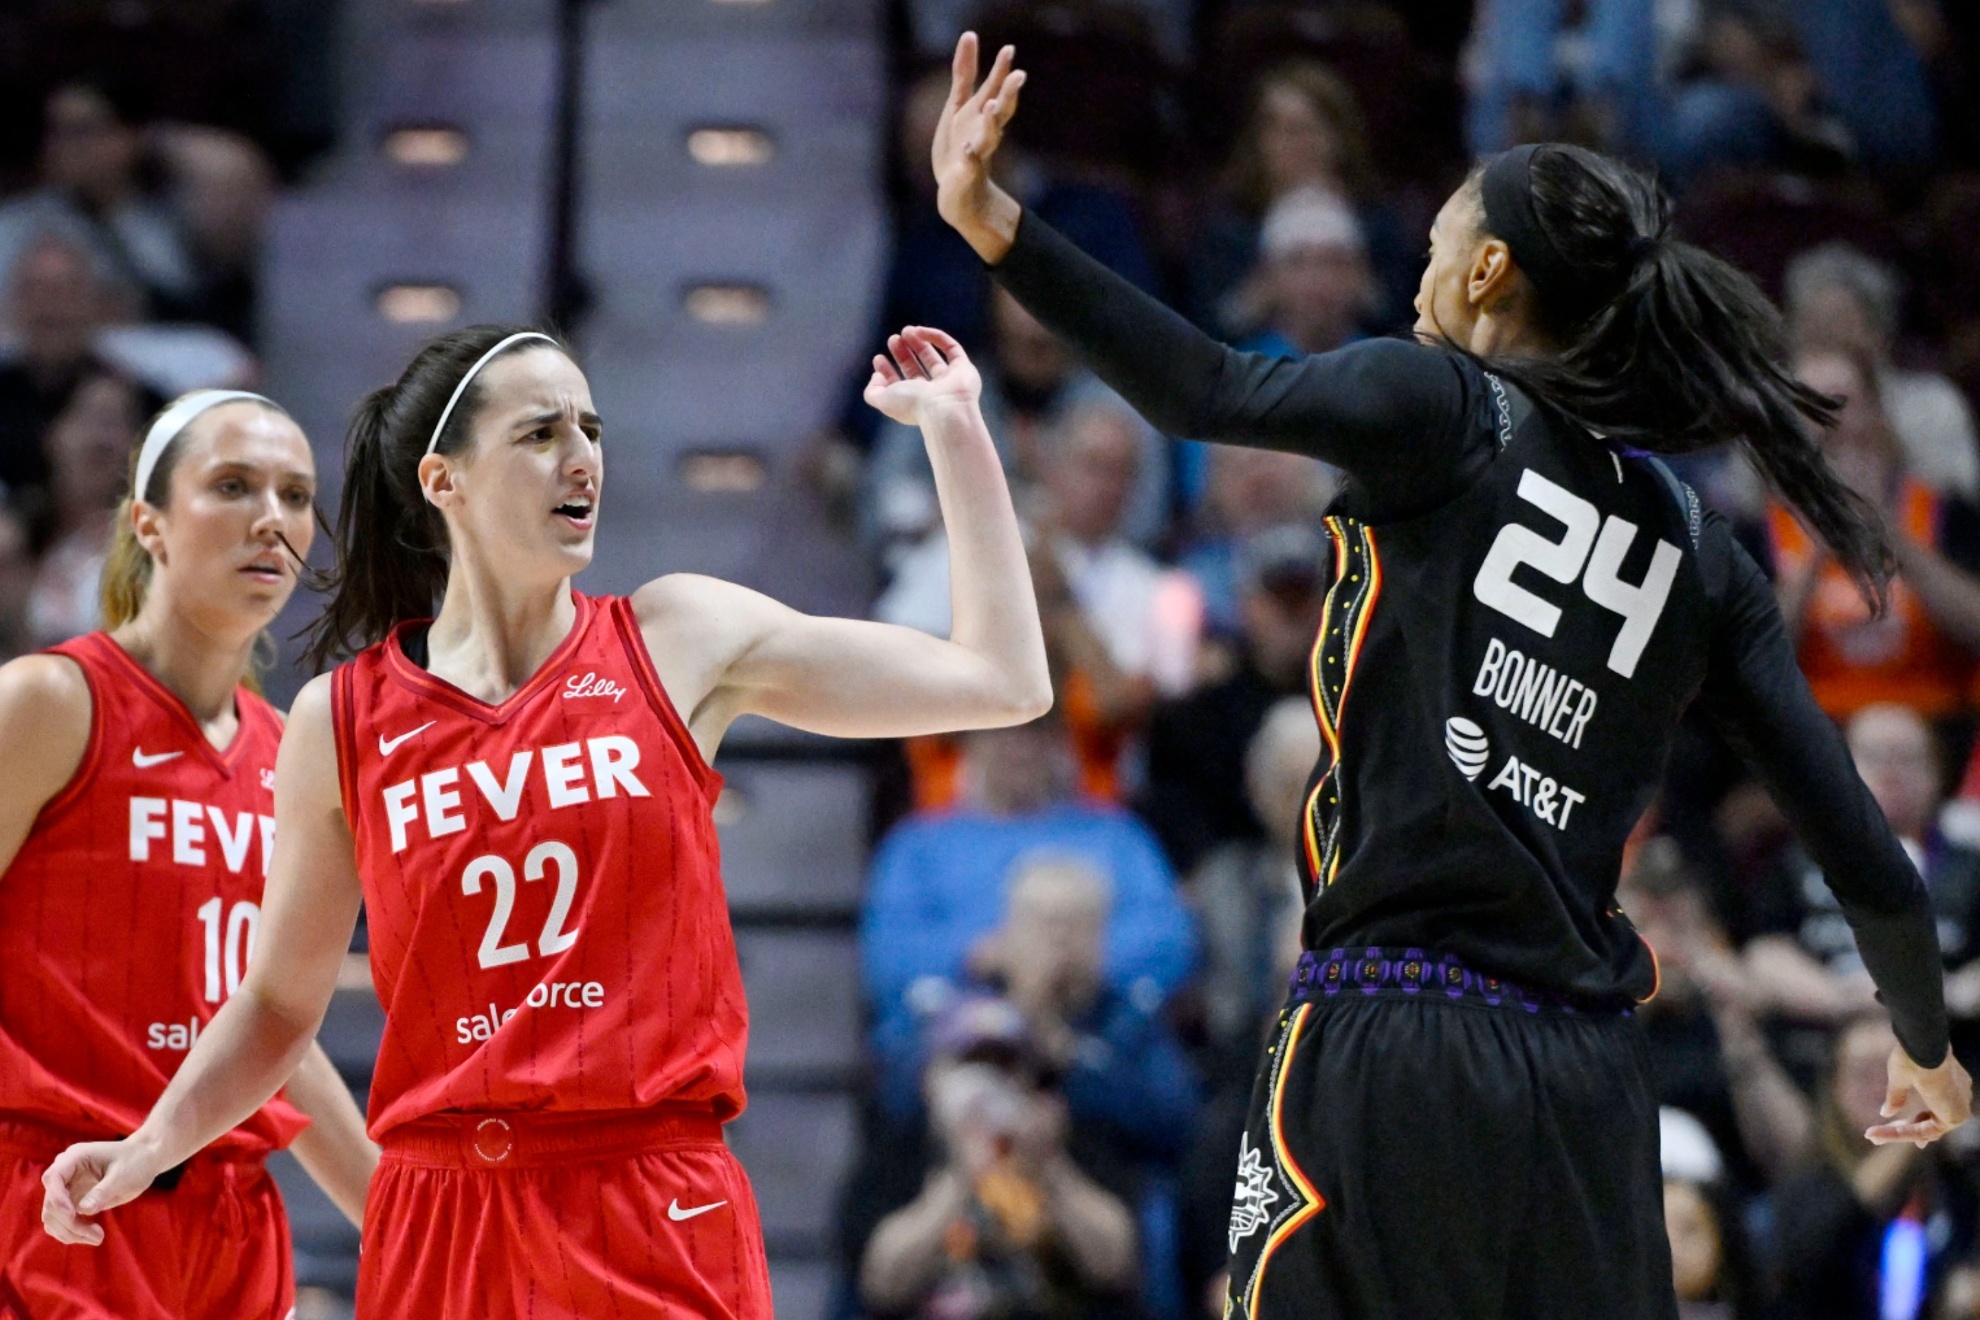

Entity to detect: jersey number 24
[1472,469,1681,679]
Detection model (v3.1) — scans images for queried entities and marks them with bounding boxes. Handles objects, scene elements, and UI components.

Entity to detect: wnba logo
[1444,717,1490,780]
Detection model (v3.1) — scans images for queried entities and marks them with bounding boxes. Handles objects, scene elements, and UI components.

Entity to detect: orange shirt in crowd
[1768,482,1975,720]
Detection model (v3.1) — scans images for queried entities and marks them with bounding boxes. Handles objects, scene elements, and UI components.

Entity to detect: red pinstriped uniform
[0,632,305,1319]
[332,592,769,1320]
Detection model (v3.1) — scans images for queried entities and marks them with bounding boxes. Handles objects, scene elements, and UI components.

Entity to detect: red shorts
[0,1121,292,1320]
[358,1107,772,1320]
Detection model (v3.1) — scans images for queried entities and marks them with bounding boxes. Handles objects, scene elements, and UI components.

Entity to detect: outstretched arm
[932,34,1478,512]
[42,676,364,1244]
[636,327,1051,754]
[1695,522,1970,1145]
[284,1043,378,1228]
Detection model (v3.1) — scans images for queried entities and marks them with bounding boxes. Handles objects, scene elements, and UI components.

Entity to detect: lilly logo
[564,672,628,703]
[1444,717,1491,781]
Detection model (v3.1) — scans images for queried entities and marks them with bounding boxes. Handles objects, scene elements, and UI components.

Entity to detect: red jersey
[332,592,746,1139]
[0,632,308,1154]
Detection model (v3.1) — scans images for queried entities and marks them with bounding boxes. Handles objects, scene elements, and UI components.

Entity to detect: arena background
[4,1,1979,1317]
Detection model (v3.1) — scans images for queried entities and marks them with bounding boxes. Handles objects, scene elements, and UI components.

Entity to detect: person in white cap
[0,389,375,1316]
[1231,185,1379,359]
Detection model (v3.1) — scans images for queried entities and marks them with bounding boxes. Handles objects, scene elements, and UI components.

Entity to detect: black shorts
[1224,949,1676,1320]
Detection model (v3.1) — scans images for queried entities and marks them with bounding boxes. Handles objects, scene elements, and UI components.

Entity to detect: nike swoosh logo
[132,748,183,768]
[378,722,436,755]
[667,1199,727,1222]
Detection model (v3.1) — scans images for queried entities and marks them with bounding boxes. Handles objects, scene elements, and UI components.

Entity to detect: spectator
[1464,0,1660,157]
[1742,704,1980,1026]
[864,288,1170,565]
[1187,62,1415,338]
[1225,187,1377,358]
[967,859,1199,1167]
[152,125,276,345]
[0,81,197,323]
[881,401,1199,803]
[0,507,32,664]
[1621,838,1814,1190]
[861,713,1197,1124]
[1774,1014,1969,1320]
[1175,448,1334,636]
[1786,242,1980,500]
[26,370,154,645]
[0,233,112,499]
[1770,346,1977,721]
[1179,696,1313,1075]
[859,996,1139,1320]
[1661,1108,1764,1319]
[1141,525,1328,872]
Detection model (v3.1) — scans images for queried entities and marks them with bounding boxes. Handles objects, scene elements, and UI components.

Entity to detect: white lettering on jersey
[564,672,627,702]
[1472,469,1680,677]
[422,768,467,838]
[1471,637,1599,748]
[172,799,206,865]
[541,743,590,809]
[208,806,255,873]
[130,797,274,871]
[383,736,650,854]
[454,981,607,1043]
[467,753,533,821]
[147,1018,201,1051]
[1484,753,1586,831]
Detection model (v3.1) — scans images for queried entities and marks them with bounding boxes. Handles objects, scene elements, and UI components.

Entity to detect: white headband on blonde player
[134,389,276,506]
[425,331,559,457]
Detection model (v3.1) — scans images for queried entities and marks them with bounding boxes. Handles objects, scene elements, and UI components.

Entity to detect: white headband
[426,331,558,455]
[135,389,276,505]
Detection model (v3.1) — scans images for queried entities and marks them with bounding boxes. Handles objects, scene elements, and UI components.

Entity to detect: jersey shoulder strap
[1637,454,1703,551]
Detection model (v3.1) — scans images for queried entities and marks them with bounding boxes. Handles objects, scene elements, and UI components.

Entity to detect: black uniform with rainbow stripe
[990,210,1949,1320]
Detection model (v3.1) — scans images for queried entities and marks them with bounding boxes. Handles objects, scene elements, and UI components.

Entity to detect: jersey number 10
[1472,469,1681,679]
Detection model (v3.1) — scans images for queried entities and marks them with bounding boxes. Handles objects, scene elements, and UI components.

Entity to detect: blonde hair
[100,394,293,686]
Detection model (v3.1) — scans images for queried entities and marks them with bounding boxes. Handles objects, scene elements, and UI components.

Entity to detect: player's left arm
[282,1043,377,1228]
[635,327,1051,751]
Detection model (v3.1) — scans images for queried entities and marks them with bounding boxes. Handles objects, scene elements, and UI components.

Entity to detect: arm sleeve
[1694,519,1949,1065]
[991,212,1484,510]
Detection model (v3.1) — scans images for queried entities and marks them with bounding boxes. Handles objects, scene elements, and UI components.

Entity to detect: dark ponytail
[300,324,572,671]
[1459,144,1891,606]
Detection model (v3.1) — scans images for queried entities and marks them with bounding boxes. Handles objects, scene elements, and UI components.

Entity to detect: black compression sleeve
[1696,521,1949,1065]
[991,211,1484,511]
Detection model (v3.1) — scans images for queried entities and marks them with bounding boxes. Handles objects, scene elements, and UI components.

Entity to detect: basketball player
[42,324,1048,1318]
[2,391,375,1317]
[930,34,1969,1319]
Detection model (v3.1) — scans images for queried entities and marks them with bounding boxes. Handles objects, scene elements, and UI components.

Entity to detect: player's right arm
[0,655,92,872]
[931,34,1476,513]
[41,674,362,1245]
[1694,519,1972,1145]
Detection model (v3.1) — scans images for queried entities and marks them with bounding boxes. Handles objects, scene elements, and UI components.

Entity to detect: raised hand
[41,1137,167,1246]
[1867,1043,1974,1148]
[933,32,1026,263]
[863,326,983,429]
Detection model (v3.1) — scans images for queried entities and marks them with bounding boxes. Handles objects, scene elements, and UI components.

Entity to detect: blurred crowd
[0,1,326,667]
[13,3,1980,1319]
[830,2,1980,1319]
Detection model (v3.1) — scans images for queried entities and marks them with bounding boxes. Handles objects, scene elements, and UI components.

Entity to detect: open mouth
[554,494,595,527]
[241,560,286,583]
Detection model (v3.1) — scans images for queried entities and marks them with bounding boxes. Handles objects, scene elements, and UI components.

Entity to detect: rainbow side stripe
[1302,517,1382,888]
[1236,1004,1326,1320]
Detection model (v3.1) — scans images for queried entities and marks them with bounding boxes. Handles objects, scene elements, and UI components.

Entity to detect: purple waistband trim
[1288,947,1630,1017]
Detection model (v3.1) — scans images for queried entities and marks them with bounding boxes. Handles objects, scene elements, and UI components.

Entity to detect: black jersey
[995,213,1949,1064]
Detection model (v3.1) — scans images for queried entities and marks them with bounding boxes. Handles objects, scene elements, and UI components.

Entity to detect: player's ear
[130,497,167,563]
[1466,237,1515,312]
[417,451,461,511]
